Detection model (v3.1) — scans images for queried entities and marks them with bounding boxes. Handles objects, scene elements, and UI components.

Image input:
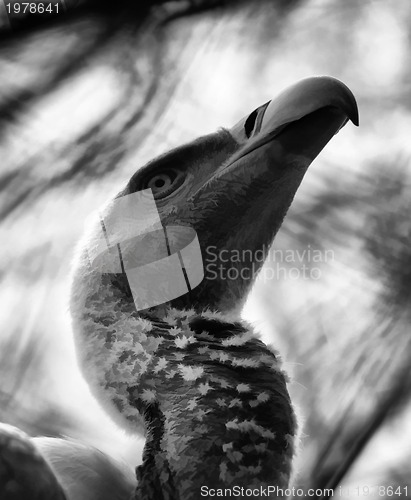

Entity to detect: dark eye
[143,169,184,198]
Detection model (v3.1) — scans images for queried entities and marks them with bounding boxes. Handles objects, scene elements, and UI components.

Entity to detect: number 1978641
[5,2,61,15]
[339,486,408,497]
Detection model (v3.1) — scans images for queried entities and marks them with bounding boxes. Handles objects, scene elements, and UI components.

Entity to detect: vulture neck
[71,261,296,499]
[135,313,296,500]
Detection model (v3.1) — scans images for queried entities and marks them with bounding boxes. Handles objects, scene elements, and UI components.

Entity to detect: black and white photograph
[0,1,410,498]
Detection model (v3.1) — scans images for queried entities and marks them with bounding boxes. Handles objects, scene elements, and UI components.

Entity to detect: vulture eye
[142,169,184,198]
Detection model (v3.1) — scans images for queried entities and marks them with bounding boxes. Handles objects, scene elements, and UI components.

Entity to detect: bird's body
[33,437,137,500]
[0,76,358,499]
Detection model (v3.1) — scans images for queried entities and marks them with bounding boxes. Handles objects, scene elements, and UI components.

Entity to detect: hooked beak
[186,76,358,311]
[216,76,359,182]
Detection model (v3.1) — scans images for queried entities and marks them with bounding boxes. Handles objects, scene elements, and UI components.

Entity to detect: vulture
[0,76,358,500]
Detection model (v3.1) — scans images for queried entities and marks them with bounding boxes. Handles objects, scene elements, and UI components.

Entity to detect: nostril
[244,108,258,138]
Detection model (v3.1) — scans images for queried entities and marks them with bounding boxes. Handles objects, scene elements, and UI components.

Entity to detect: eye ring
[142,169,184,199]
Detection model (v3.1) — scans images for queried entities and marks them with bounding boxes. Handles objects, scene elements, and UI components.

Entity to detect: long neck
[71,258,296,499]
[135,317,296,500]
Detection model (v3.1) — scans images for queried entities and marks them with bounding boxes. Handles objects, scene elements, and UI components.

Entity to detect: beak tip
[347,98,360,127]
[326,75,359,127]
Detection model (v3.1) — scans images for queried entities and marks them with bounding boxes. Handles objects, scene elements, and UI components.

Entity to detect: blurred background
[0,0,410,495]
